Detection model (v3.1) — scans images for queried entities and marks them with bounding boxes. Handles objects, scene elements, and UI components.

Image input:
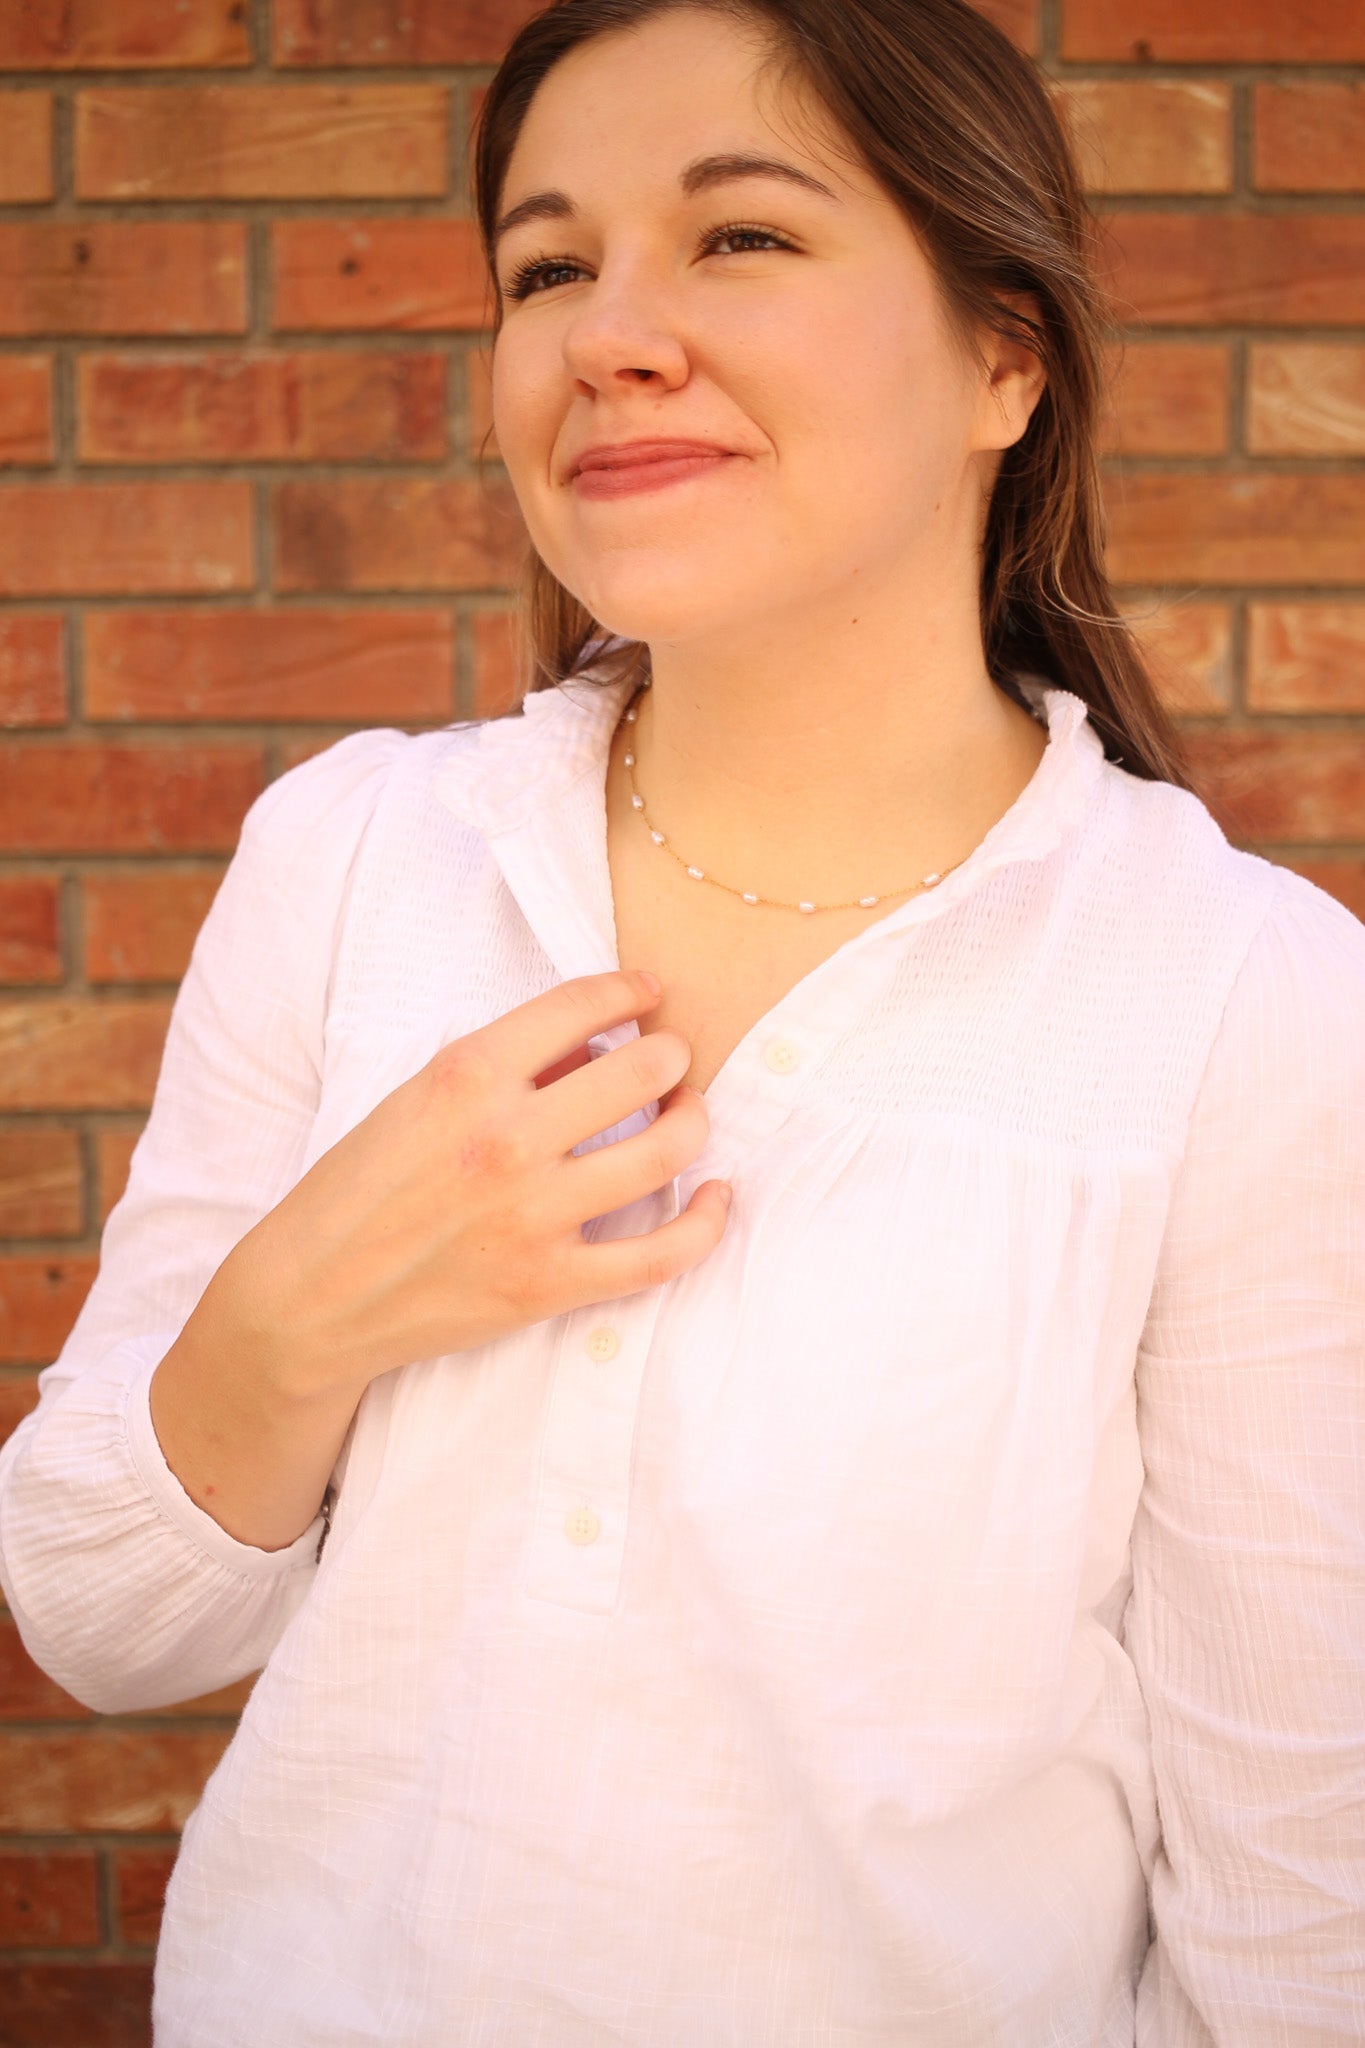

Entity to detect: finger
[573,1174,733,1300]
[559,1081,708,1218]
[468,970,661,1092]
[533,1041,594,1091]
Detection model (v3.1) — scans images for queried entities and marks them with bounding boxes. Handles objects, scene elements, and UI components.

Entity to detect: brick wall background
[1,0,1363,2038]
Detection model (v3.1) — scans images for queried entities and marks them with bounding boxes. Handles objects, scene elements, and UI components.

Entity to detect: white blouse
[1,672,1362,2047]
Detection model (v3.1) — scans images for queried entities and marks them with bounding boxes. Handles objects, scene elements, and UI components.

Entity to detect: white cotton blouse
[1,671,1362,2047]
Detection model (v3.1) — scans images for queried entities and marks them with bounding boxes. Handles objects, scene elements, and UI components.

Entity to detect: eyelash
[501,220,798,301]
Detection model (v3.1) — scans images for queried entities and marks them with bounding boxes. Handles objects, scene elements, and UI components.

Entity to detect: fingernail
[717,1182,733,1207]
[639,970,661,994]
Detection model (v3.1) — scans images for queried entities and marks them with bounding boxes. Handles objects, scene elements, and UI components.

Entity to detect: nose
[560,259,689,397]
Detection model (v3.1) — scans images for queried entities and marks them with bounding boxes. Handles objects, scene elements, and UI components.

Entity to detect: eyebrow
[492,151,840,250]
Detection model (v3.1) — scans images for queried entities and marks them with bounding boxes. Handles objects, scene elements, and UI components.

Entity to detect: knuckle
[457,1119,532,1182]
[429,1038,497,1102]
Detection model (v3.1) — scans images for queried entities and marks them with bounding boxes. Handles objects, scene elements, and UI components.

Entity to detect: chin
[558,557,783,649]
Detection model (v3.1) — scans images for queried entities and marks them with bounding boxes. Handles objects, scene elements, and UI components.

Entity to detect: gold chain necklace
[616,678,968,914]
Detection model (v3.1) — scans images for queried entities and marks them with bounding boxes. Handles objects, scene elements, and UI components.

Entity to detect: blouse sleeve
[0,728,407,1715]
[1130,871,1365,2046]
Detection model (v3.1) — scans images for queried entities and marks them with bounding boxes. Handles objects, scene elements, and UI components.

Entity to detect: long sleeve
[1131,874,1365,2045]
[0,728,407,1714]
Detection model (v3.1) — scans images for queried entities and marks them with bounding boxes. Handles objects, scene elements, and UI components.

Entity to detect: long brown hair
[472,0,1191,787]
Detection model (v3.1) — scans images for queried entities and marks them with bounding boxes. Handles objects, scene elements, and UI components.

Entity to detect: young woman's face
[490,6,1036,649]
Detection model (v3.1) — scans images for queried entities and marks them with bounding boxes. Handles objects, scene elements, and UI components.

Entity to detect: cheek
[490,337,562,485]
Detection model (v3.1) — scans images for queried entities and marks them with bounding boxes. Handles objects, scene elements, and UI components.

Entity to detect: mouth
[570,441,742,500]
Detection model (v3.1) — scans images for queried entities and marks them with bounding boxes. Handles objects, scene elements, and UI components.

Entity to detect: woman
[2,0,1361,2040]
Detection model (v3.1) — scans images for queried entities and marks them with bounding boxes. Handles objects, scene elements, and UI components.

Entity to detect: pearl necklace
[617,677,968,914]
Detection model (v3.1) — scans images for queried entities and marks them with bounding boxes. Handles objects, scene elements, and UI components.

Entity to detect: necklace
[616,677,969,914]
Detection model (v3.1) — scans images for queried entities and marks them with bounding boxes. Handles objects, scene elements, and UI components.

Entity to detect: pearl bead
[860,895,878,908]
[650,830,665,844]
[624,752,634,766]
[798,901,815,913]
[922,872,941,887]
[742,892,758,904]
[687,866,704,880]
[631,794,644,810]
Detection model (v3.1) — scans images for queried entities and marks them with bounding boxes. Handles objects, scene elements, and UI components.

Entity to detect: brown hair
[472,0,1191,787]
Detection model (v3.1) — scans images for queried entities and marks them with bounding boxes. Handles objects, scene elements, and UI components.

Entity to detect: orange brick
[0,1964,155,2048]
[1247,344,1365,455]
[1100,340,1228,455]
[0,877,61,983]
[1255,83,1365,192]
[274,0,543,65]
[0,482,252,597]
[1282,860,1365,925]
[0,0,249,69]
[272,217,489,332]
[0,1852,100,1949]
[86,606,455,723]
[1054,80,1230,195]
[0,1257,97,1362]
[0,1372,38,1448]
[83,871,223,984]
[95,1125,142,1224]
[1248,604,1365,713]
[1061,0,1365,62]
[0,222,246,339]
[1120,598,1232,716]
[0,744,262,853]
[0,1127,83,1236]
[471,609,523,718]
[0,92,53,203]
[79,350,447,464]
[114,1845,178,1949]
[0,354,53,465]
[1100,213,1365,327]
[1103,473,1365,586]
[1183,729,1365,846]
[466,343,498,463]
[0,1001,172,1112]
[0,616,65,726]
[0,1728,231,1831]
[76,84,448,201]
[274,475,526,592]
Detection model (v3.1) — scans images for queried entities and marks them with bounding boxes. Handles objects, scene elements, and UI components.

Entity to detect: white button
[585,1325,620,1362]
[564,1506,601,1546]
[763,1038,802,1074]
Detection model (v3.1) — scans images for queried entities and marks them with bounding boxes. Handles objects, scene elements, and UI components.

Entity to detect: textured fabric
[1,671,1362,2047]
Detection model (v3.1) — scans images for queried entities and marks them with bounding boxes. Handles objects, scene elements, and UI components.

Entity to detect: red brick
[0,1852,100,1948]
[1054,80,1230,195]
[0,223,246,340]
[0,878,61,984]
[79,350,447,464]
[1100,213,1365,327]
[471,609,522,718]
[85,605,455,724]
[0,1002,173,1112]
[83,871,223,984]
[1283,860,1365,925]
[272,217,489,332]
[76,84,448,201]
[0,1372,39,1449]
[95,1125,143,1224]
[0,0,249,70]
[1099,340,1228,456]
[1254,83,1365,195]
[0,1728,231,1831]
[0,355,53,466]
[0,1256,96,1363]
[0,1613,95,1717]
[0,1964,154,2048]
[114,1846,177,1949]
[466,343,498,463]
[0,92,53,204]
[1247,344,1365,456]
[1120,598,1232,716]
[1061,0,1365,63]
[274,475,526,592]
[274,0,543,66]
[1103,473,1365,587]
[0,1126,83,1236]
[0,745,262,853]
[0,482,252,599]
[0,616,65,727]
[1183,729,1365,846]
[1248,604,1365,714]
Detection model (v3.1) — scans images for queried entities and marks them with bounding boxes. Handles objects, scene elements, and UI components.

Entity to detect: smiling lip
[571,439,741,499]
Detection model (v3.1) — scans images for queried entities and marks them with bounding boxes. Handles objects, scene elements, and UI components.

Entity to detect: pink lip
[570,439,741,500]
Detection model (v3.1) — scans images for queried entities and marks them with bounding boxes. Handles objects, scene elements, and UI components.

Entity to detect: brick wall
[1,0,1362,2037]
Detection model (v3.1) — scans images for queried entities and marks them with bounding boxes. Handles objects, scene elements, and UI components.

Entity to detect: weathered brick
[471,609,522,718]
[86,606,455,722]
[0,92,53,204]
[0,354,53,466]
[0,1965,154,2048]
[1247,343,1365,455]
[1183,729,1365,845]
[0,1126,83,1236]
[0,1728,231,1832]
[1061,0,1365,63]
[1283,860,1365,925]
[274,475,526,592]
[0,1002,173,1112]
[1054,80,1231,194]
[95,1125,142,1224]
[0,1372,39,1449]
[79,350,447,464]
[114,1846,178,1950]
[83,871,223,984]
[0,615,65,726]
[0,222,247,338]
[0,1614,95,1718]
[0,482,252,598]
[0,746,262,853]
[274,0,544,66]
[0,1256,97,1362]
[76,84,448,201]
[1254,83,1365,194]
[0,878,61,983]
[272,218,489,332]
[0,1852,100,1949]
[1100,340,1228,455]
[0,0,249,70]
[1100,213,1365,326]
[1248,604,1365,713]
[1103,473,1365,586]
[1120,597,1232,715]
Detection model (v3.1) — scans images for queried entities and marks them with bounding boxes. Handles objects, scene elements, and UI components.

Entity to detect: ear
[976,290,1048,452]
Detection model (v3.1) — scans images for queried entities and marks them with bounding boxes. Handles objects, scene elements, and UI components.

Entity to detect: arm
[1130,875,1365,2045]
[0,729,406,1714]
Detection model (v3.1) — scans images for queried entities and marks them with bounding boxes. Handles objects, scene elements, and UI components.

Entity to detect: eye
[499,219,799,303]
[702,220,797,258]
[502,253,587,302]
